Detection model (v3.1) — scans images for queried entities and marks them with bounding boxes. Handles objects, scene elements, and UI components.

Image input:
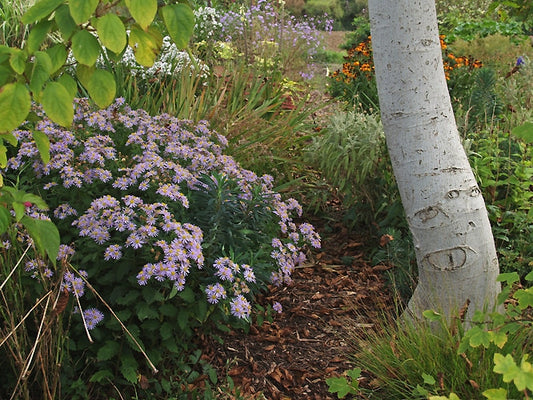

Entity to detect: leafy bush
[332,272,533,399]
[2,99,320,398]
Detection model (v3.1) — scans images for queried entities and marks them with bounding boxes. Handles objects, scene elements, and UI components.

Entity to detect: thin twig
[71,265,159,374]
[73,292,93,343]
[0,243,32,292]
[0,291,52,348]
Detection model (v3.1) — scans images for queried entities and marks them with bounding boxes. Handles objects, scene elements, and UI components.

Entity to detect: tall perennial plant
[3,98,320,396]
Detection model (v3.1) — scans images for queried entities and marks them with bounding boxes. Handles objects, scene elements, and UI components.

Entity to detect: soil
[200,213,395,399]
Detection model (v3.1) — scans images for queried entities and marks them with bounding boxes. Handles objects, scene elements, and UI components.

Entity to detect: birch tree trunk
[368,0,501,321]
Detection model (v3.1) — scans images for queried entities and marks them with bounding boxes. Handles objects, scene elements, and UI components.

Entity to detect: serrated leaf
[469,326,491,348]
[496,272,520,284]
[159,303,177,317]
[32,130,50,164]
[326,376,356,398]
[0,83,31,133]
[26,20,53,53]
[46,44,68,74]
[21,215,59,265]
[9,49,27,74]
[97,340,121,361]
[97,14,127,54]
[488,330,508,349]
[120,365,137,384]
[161,3,195,50]
[68,0,99,24]
[89,369,114,383]
[55,5,78,40]
[128,26,162,67]
[42,82,74,127]
[30,51,52,96]
[160,322,173,340]
[179,286,195,303]
[116,291,140,305]
[72,30,101,66]
[86,69,116,108]
[482,388,507,400]
[22,0,63,24]
[136,302,159,320]
[514,288,533,310]
[125,0,157,30]
[422,373,436,385]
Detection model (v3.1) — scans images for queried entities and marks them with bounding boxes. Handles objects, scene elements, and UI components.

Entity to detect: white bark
[368,0,500,321]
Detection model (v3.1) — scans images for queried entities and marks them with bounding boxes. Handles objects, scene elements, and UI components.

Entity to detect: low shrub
[2,98,320,398]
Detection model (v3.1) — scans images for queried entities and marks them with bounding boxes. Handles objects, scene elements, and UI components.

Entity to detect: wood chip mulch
[200,220,395,399]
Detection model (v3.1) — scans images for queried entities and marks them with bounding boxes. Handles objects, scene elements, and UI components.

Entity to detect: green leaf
[42,82,74,127]
[0,83,31,133]
[468,326,491,348]
[55,4,78,41]
[86,69,116,108]
[45,44,68,75]
[179,286,195,303]
[97,340,121,361]
[422,373,436,385]
[22,0,63,24]
[160,3,195,50]
[57,74,78,99]
[525,270,533,282]
[97,14,127,54]
[89,369,114,383]
[0,144,6,167]
[496,272,519,284]
[136,302,159,320]
[326,376,356,398]
[76,64,95,88]
[160,322,173,340]
[488,330,508,349]
[32,130,50,164]
[0,66,13,87]
[68,0,99,24]
[125,0,157,30]
[0,132,18,147]
[422,309,442,321]
[514,287,533,310]
[511,121,533,143]
[482,388,507,400]
[21,215,59,266]
[0,206,10,234]
[26,20,53,53]
[71,30,101,66]
[9,49,27,74]
[159,303,177,317]
[120,365,137,384]
[116,291,140,305]
[346,367,361,382]
[30,51,52,96]
[128,26,162,67]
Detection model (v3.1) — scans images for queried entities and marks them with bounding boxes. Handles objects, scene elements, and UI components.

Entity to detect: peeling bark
[368,0,500,321]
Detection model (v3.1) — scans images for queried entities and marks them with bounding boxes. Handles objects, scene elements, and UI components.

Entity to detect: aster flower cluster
[6,98,320,321]
[217,0,332,79]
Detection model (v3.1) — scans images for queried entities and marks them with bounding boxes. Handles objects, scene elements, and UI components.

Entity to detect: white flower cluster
[194,7,223,42]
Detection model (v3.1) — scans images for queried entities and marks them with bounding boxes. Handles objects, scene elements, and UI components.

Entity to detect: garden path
[201,211,395,399]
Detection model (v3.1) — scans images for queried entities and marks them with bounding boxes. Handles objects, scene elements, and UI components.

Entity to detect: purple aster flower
[272,302,282,313]
[230,295,251,319]
[83,308,104,330]
[104,244,122,260]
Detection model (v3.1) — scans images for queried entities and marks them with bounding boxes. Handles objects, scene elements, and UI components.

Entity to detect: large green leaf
[72,30,101,66]
[0,83,31,133]
[57,74,78,99]
[29,51,52,96]
[68,0,99,24]
[76,64,96,88]
[46,44,68,74]
[22,0,63,24]
[128,27,162,67]
[26,20,53,54]
[0,144,6,167]
[21,215,60,266]
[97,14,127,54]
[125,0,157,30]
[55,4,78,41]
[9,49,27,74]
[86,69,116,108]
[32,130,51,164]
[161,4,195,50]
[511,121,533,143]
[42,82,74,127]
